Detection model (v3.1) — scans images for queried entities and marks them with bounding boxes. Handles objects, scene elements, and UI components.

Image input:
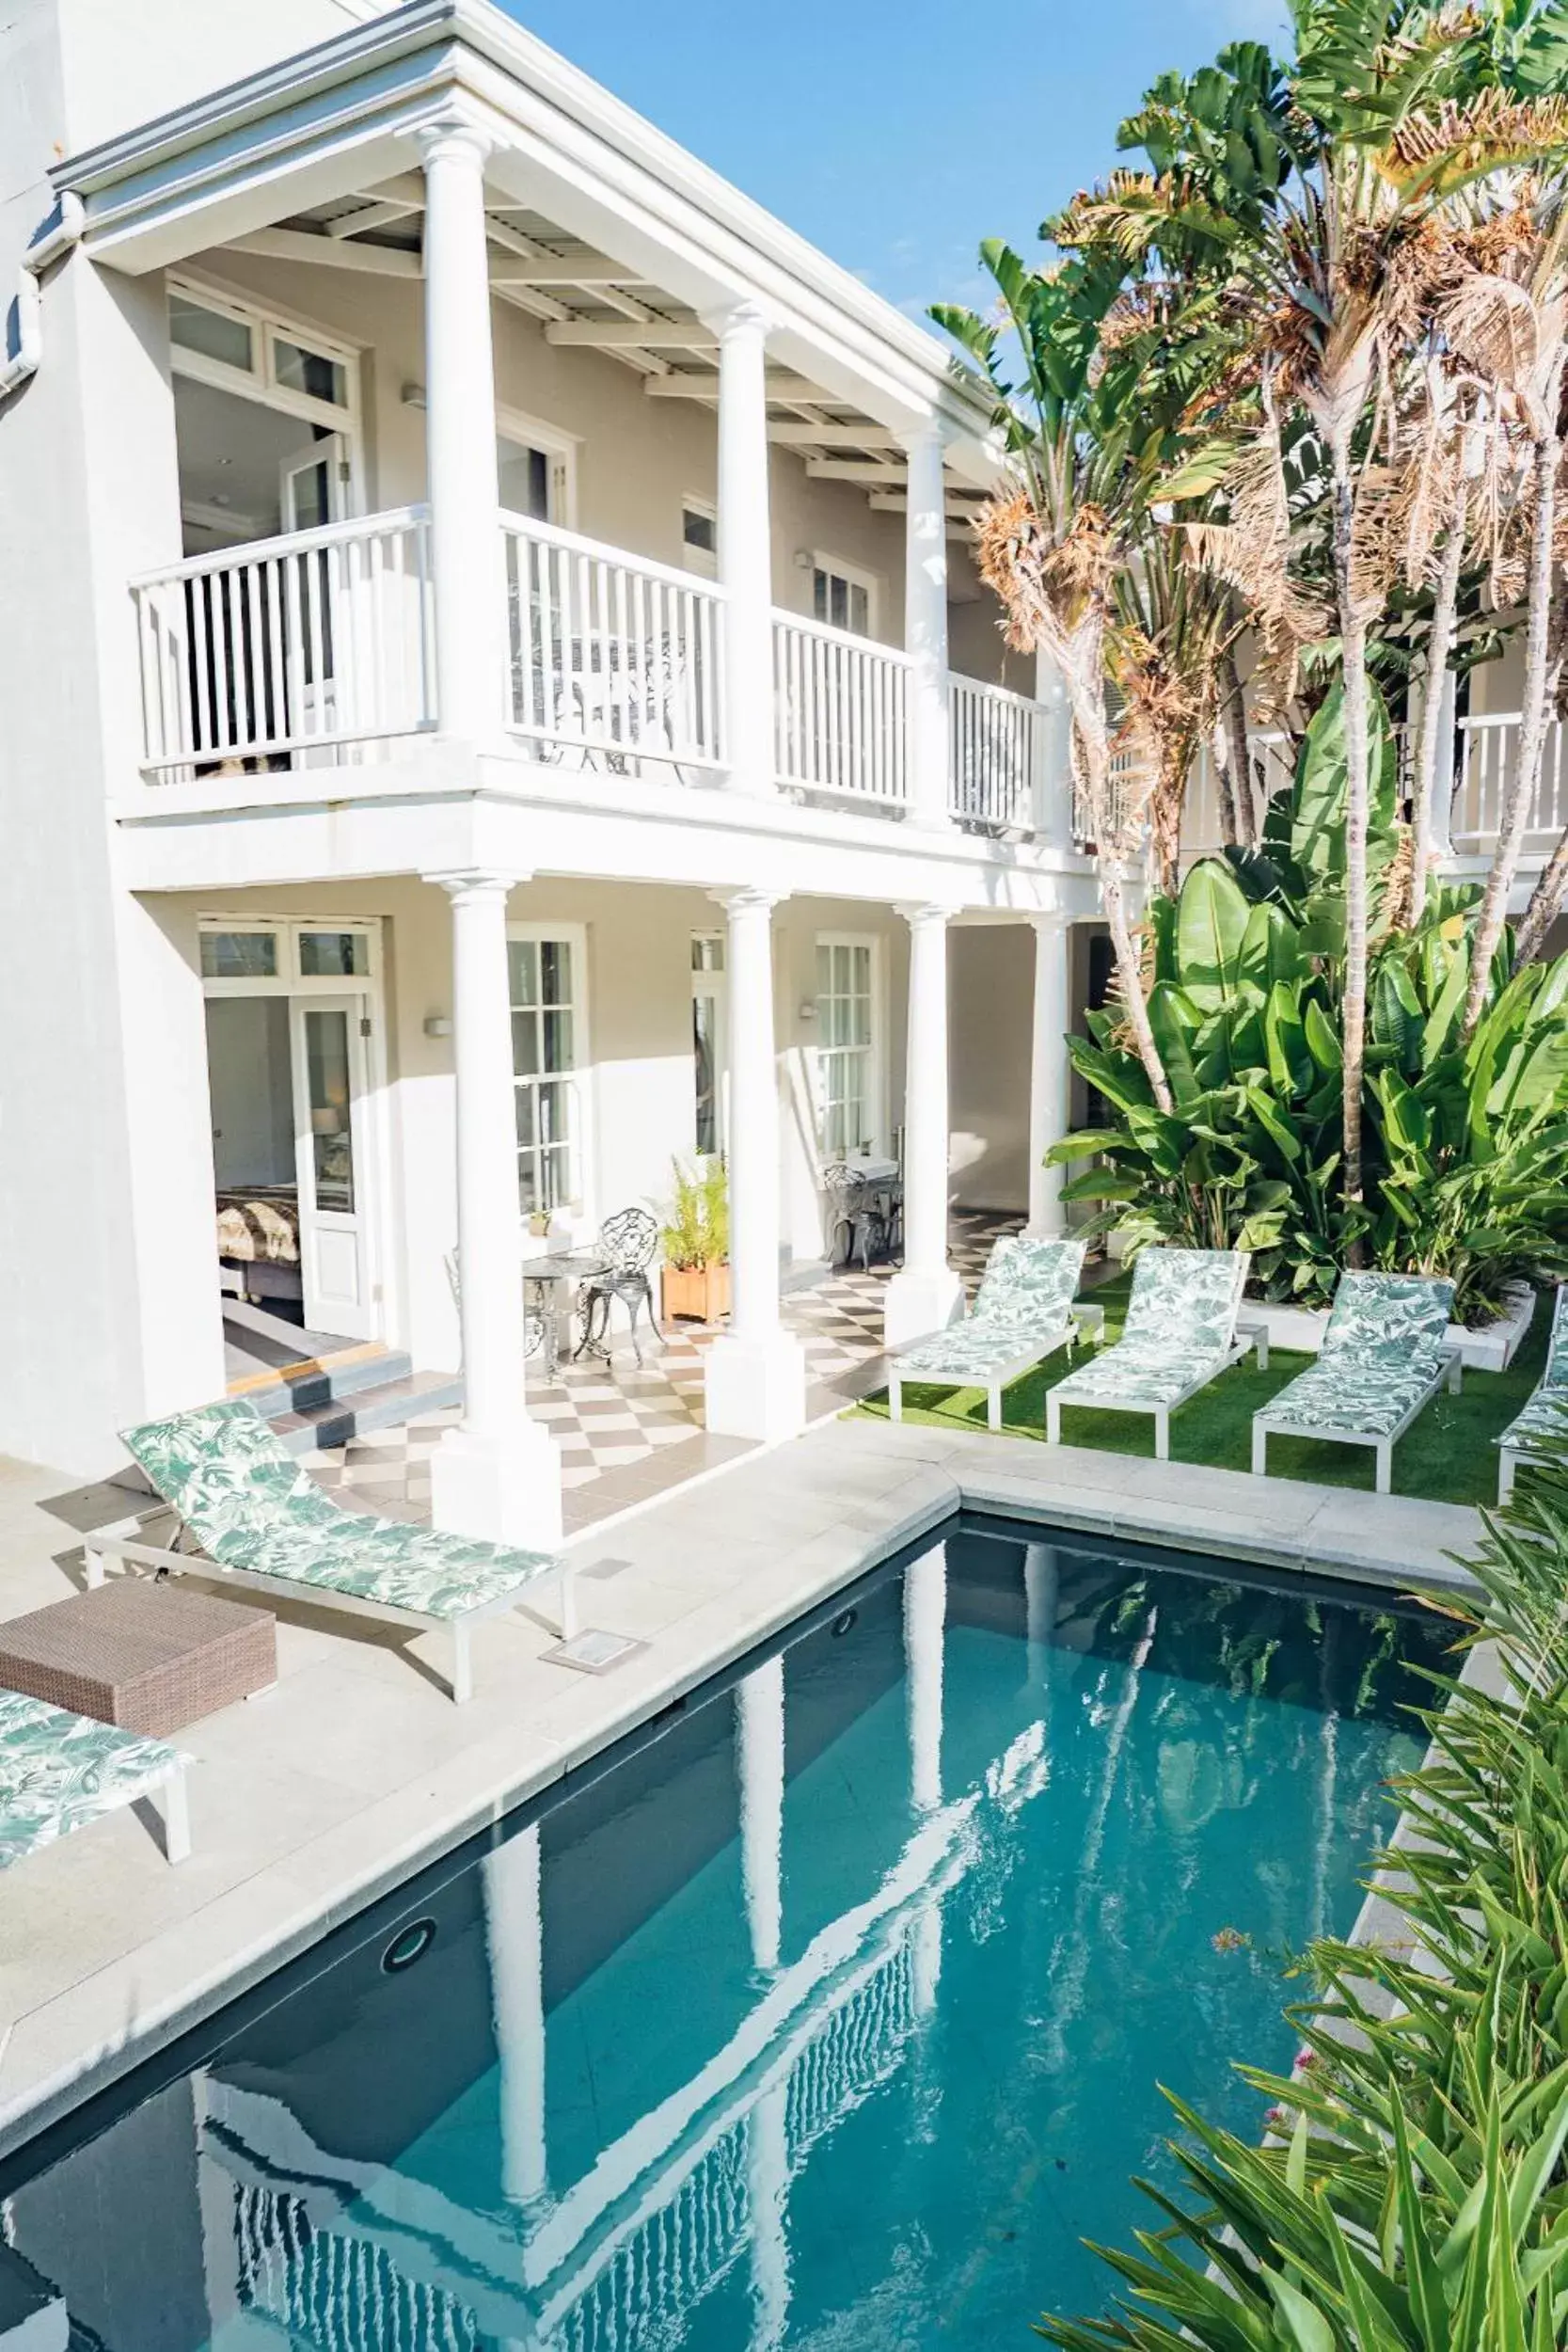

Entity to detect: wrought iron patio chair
[578,1207,663,1366]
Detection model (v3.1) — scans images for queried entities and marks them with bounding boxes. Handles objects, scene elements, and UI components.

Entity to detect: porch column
[883,903,963,1348]
[428,869,562,1548]
[704,887,806,1439]
[736,1658,785,1973]
[1026,914,1071,1237]
[710,301,775,798]
[901,420,952,829]
[420,119,504,744]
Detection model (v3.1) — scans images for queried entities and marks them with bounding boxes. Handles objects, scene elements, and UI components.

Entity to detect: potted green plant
[659,1157,730,1323]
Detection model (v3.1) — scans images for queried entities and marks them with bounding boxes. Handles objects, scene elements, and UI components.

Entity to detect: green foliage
[1052,689,1568,1317]
[657,1156,728,1270]
[1038,1434,1568,2351]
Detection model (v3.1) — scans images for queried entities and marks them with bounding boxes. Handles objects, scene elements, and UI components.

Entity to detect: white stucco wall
[0,6,228,1475]
[52,0,372,155]
[947,926,1034,1213]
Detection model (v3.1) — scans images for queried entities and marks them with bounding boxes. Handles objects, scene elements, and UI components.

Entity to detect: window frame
[810,551,880,641]
[506,919,594,1222]
[168,274,365,526]
[681,497,719,580]
[689,929,728,1157]
[496,403,579,530]
[814,930,884,1162]
[197,915,378,998]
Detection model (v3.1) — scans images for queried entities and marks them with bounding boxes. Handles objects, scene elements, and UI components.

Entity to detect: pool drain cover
[541,1628,645,1675]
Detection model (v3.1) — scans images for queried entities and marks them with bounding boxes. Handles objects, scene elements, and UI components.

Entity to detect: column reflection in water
[483,1820,547,2209]
[747,2078,792,2352]
[736,1657,785,1975]
[904,1543,946,2016]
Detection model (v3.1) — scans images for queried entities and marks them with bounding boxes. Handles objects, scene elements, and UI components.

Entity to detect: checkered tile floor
[306,1213,1021,1534]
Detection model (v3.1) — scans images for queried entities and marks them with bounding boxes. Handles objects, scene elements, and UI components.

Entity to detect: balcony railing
[501,511,725,777]
[1453,712,1568,852]
[133,508,434,777]
[772,610,911,805]
[948,675,1045,830]
[132,505,1073,839]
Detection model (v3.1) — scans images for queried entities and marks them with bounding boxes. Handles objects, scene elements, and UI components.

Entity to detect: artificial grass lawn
[858,1267,1548,1508]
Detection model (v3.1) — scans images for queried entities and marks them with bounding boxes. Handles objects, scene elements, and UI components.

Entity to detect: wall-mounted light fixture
[423,1013,452,1038]
[401,382,427,411]
[797,1001,817,1022]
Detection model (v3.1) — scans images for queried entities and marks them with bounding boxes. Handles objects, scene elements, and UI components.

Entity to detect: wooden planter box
[661,1262,731,1324]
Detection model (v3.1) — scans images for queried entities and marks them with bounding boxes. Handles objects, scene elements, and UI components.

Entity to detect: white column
[736,1658,784,1973]
[1026,914,1072,1238]
[420,119,504,745]
[1034,646,1075,844]
[483,1822,547,2207]
[711,301,776,797]
[427,870,562,1548]
[883,902,964,1348]
[705,888,806,1439]
[902,420,952,829]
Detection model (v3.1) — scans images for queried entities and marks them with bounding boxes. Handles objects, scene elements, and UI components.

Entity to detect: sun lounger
[1497,1285,1564,1502]
[1046,1247,1253,1459]
[87,1400,575,1704]
[1251,1270,1459,1495]
[0,1688,189,1869]
[888,1234,1092,1431]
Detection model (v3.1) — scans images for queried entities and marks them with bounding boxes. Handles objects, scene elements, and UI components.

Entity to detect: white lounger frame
[82,1529,577,1706]
[1046,1332,1259,1461]
[1252,1348,1460,1496]
[888,1302,1106,1433]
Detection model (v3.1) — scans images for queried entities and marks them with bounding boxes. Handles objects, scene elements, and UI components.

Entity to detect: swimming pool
[0,1519,1446,2351]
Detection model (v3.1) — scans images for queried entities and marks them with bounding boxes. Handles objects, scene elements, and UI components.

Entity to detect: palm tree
[936,248,1181,1111]
[1448,189,1568,1027]
[1108,532,1246,894]
[1063,5,1568,1231]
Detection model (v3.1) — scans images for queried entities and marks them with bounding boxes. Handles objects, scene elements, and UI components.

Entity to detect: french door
[290,994,375,1338]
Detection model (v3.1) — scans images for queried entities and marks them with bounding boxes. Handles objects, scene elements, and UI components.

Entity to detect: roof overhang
[52,0,1002,476]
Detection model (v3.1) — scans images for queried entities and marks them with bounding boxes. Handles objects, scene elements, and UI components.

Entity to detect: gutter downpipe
[0,192,86,405]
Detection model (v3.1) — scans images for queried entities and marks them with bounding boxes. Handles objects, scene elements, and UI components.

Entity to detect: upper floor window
[167,279,356,432]
[812,555,877,639]
[497,405,577,528]
[682,501,718,580]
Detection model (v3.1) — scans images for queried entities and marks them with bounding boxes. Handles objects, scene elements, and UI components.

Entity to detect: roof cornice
[51,0,990,438]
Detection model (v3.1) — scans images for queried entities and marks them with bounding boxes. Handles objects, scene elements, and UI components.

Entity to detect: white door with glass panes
[510,933,583,1217]
[816,939,878,1158]
[690,931,728,1157]
[290,993,375,1338]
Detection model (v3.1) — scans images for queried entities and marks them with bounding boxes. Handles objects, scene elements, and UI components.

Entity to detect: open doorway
[202,919,384,1362]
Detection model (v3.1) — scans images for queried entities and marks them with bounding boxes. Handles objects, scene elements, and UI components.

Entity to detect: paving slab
[0,1415,1486,2161]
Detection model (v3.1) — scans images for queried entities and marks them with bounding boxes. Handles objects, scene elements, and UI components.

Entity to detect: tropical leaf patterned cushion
[120,1402,558,1621]
[894,1236,1086,1383]
[1053,1248,1247,1410]
[0,1692,183,1871]
[1499,1286,1568,1459]
[1259,1272,1456,1439]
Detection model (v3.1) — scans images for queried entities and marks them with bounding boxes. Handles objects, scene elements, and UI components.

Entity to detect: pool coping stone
[0,1419,1482,2162]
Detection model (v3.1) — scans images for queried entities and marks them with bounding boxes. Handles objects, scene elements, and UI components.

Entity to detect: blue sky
[503,0,1291,327]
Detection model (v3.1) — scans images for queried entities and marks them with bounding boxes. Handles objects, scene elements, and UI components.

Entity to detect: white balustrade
[947,674,1043,830]
[134,508,434,778]
[502,512,725,774]
[1454,712,1568,851]
[771,611,911,805]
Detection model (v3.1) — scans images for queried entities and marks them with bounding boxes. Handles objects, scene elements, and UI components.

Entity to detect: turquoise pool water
[0,1521,1447,2351]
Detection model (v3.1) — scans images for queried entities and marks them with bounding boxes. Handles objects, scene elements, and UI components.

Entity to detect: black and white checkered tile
[306,1213,1022,1520]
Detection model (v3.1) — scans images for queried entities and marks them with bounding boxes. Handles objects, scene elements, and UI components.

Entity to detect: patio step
[230,1340,416,1422]
[267,1365,465,1455]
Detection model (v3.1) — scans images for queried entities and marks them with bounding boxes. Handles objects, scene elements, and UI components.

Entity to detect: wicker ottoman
[0,1579,277,1738]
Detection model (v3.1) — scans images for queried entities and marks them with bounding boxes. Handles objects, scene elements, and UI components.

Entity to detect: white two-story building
[0,0,1115,1545]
